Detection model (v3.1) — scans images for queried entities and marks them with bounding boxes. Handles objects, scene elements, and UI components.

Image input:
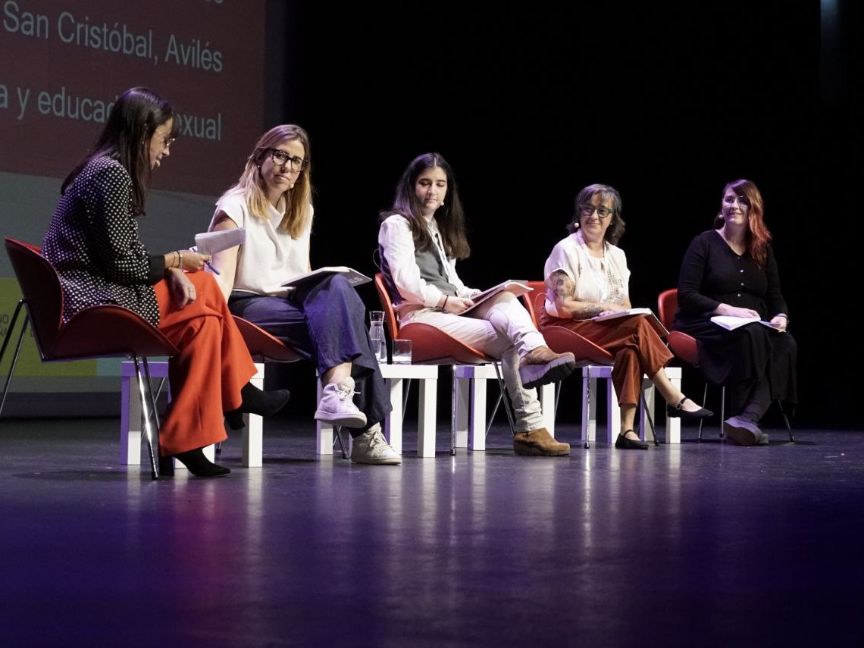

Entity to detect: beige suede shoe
[518,346,576,389]
[513,428,571,456]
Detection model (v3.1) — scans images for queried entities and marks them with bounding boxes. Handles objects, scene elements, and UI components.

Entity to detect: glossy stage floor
[1,416,862,647]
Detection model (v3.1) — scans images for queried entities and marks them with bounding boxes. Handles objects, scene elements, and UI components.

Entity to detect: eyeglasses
[161,136,176,149]
[579,204,614,219]
[268,148,307,171]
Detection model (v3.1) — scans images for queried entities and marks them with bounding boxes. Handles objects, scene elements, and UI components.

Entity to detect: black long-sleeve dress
[673,230,797,414]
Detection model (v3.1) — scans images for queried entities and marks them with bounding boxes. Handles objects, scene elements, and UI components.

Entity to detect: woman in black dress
[674,179,797,446]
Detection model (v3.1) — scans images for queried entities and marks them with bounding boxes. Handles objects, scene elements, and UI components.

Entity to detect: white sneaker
[723,416,763,446]
[315,377,367,428]
[350,425,401,465]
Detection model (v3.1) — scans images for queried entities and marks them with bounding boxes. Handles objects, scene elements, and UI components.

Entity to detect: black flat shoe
[615,431,649,450]
[666,396,713,420]
[159,448,230,478]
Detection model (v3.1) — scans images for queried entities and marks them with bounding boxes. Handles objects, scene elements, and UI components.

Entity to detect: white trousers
[404,293,546,432]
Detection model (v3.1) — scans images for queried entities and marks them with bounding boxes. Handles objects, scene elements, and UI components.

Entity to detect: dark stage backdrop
[1,1,859,429]
[276,1,859,429]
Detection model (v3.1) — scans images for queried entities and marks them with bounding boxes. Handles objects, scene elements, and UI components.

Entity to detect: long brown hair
[227,124,312,238]
[713,179,772,267]
[380,152,471,260]
[62,87,177,215]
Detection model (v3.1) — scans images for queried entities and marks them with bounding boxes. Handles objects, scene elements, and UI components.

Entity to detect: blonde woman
[209,125,399,465]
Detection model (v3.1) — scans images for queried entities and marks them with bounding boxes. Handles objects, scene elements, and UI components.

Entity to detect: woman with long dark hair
[42,87,289,477]
[378,152,576,457]
[674,179,797,445]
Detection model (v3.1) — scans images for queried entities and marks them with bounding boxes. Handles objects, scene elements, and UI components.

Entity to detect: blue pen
[204,260,221,275]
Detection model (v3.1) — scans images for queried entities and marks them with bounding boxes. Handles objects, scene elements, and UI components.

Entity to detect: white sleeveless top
[212,188,313,297]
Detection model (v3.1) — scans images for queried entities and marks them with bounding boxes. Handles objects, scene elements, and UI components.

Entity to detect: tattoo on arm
[551,271,574,300]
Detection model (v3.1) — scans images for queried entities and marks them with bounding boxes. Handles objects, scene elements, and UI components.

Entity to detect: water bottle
[369,311,388,364]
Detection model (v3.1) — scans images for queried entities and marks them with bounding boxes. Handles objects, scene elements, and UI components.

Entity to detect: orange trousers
[153,272,256,455]
[540,313,672,407]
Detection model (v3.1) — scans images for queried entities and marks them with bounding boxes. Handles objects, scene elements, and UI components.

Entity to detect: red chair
[524,280,659,448]
[658,288,793,442]
[374,272,518,453]
[657,289,714,441]
[1,238,179,479]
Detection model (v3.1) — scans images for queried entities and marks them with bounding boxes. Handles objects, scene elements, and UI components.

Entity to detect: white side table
[316,363,440,458]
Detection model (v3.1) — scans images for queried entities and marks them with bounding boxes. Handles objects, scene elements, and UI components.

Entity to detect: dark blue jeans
[228,274,390,430]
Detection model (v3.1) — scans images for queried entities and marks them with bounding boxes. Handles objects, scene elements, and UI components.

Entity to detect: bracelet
[443,295,449,310]
[177,250,183,269]
[776,313,789,323]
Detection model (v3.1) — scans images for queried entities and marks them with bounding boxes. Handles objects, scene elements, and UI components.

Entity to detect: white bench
[581,365,682,445]
[451,363,556,451]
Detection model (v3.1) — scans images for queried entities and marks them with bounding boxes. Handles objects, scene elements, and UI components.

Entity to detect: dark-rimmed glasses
[268,148,307,171]
[579,204,614,219]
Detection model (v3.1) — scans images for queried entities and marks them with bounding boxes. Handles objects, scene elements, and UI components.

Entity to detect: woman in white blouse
[378,152,576,457]
[542,183,711,449]
[209,125,399,465]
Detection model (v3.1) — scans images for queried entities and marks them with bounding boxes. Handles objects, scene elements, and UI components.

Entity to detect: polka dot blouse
[42,156,164,326]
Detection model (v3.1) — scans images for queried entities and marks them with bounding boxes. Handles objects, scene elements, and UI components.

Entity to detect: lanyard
[428,222,456,285]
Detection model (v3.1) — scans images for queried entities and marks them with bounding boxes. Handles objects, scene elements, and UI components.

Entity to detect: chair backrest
[374,272,400,340]
[657,288,678,331]
[520,280,546,328]
[5,237,178,362]
[5,238,63,358]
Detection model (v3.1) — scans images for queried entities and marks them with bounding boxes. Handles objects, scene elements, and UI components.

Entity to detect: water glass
[368,311,387,363]
[392,339,412,364]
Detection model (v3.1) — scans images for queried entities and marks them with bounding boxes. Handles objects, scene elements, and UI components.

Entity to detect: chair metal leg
[639,387,658,446]
[334,426,349,459]
[142,357,162,430]
[777,400,794,442]
[697,382,708,442]
[0,300,25,368]
[0,307,29,417]
[133,355,161,479]
[402,378,412,423]
[491,362,518,436]
[555,379,563,414]
[584,366,592,449]
[485,392,505,438]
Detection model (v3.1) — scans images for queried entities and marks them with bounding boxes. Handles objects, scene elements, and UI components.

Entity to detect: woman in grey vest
[378,152,576,456]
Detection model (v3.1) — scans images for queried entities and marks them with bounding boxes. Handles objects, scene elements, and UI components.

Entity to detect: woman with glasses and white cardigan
[541,183,712,449]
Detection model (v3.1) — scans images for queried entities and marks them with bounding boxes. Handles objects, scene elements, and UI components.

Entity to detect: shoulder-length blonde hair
[229,124,312,238]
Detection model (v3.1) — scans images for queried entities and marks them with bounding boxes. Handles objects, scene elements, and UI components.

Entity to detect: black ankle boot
[160,448,230,478]
[225,383,291,429]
